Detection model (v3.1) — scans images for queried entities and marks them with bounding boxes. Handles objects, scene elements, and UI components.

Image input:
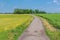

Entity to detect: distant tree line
[13,9,46,14]
[0,9,47,14]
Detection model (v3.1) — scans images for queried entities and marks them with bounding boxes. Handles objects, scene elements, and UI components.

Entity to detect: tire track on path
[18,16,50,40]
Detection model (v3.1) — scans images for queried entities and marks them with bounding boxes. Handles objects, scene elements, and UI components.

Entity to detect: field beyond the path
[37,14,60,40]
[0,14,33,40]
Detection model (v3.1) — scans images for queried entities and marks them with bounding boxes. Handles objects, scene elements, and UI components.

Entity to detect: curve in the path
[18,16,50,40]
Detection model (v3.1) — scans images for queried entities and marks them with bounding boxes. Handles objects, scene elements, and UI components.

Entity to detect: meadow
[37,14,60,40]
[0,14,33,40]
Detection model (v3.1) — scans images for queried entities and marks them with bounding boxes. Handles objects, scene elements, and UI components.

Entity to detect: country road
[18,16,50,40]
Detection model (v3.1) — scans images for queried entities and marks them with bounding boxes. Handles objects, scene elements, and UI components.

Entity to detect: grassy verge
[40,17,60,40]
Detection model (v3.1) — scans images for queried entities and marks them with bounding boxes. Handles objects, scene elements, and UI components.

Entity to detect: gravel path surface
[18,16,50,40]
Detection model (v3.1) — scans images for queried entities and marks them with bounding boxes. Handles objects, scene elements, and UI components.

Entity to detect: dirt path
[18,16,50,40]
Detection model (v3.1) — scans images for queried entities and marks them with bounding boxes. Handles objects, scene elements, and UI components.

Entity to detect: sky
[0,0,60,13]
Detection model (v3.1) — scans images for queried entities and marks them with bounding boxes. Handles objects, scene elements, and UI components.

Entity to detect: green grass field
[37,14,60,40]
[0,14,33,40]
[37,14,60,29]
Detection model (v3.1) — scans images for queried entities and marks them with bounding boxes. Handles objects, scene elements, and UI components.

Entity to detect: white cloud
[53,0,60,5]
[53,0,58,3]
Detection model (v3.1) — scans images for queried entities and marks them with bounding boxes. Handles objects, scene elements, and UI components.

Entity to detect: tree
[39,11,46,14]
[34,9,40,13]
[13,9,47,14]
[14,9,24,14]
